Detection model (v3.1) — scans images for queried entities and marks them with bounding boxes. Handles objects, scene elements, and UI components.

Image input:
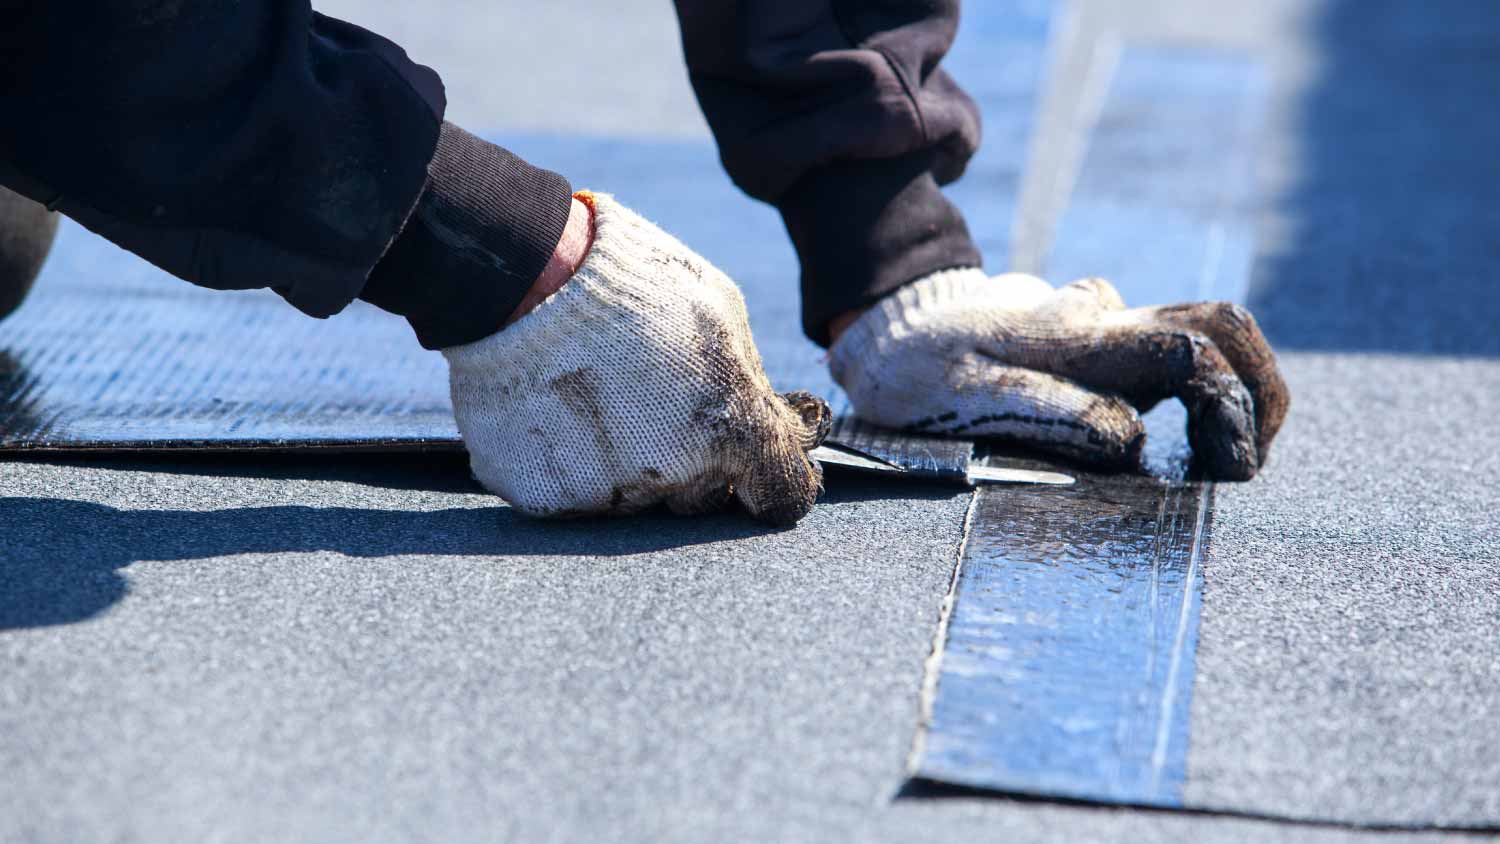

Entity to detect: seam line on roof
[902,485,983,784]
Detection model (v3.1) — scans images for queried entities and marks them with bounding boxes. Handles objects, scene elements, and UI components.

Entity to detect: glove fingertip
[736,454,824,527]
[780,390,833,450]
[1187,389,1260,481]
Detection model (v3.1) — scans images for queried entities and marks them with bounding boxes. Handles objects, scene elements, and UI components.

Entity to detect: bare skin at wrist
[828,306,869,343]
[506,194,595,326]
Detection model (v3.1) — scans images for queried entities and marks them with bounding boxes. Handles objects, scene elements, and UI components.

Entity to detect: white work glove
[829,268,1289,479]
[442,193,829,523]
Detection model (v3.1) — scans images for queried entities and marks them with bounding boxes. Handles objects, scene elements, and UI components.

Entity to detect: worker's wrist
[777,149,983,347]
[828,266,993,344]
[827,306,868,343]
[507,194,595,325]
[360,122,574,350]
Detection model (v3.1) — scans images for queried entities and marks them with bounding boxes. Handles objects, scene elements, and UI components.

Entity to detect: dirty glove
[443,192,830,523]
[829,268,1289,479]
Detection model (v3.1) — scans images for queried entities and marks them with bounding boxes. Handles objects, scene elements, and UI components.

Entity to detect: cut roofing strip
[910,43,1267,808]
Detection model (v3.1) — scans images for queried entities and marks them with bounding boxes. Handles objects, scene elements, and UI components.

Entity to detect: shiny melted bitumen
[911,46,1265,806]
[917,463,1211,806]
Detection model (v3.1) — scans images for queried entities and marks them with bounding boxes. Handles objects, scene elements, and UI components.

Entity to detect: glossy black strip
[910,43,1266,806]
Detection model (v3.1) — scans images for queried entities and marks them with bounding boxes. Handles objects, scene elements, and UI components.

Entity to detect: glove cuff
[440,191,707,373]
[362,122,574,350]
[827,267,989,386]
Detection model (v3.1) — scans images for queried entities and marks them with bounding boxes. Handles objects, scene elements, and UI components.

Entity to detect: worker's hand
[828,269,1289,479]
[443,192,829,524]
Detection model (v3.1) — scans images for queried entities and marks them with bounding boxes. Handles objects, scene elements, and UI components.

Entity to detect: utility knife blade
[811,443,1075,487]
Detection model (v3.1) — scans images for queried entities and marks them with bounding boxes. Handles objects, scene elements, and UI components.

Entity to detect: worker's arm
[674,0,982,347]
[0,1,570,350]
[0,2,827,521]
[675,0,1289,477]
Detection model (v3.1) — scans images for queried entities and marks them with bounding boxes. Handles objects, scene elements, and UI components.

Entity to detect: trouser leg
[673,0,985,344]
[0,2,572,349]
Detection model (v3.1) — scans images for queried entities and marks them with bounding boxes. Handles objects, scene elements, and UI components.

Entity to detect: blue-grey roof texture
[2,0,1497,840]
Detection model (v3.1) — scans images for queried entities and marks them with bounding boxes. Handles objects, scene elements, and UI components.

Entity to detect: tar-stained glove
[829,268,1289,479]
[443,192,830,524]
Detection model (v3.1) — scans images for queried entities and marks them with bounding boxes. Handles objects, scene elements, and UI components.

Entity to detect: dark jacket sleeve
[674,0,985,345]
[0,1,571,349]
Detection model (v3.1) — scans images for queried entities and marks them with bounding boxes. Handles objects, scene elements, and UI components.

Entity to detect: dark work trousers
[0,1,982,349]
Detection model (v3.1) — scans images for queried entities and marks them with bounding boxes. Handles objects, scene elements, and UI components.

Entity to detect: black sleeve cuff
[361,122,574,350]
[778,150,982,347]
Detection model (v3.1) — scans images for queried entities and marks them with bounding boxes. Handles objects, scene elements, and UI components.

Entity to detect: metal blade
[810,443,905,475]
[814,443,1076,487]
[967,465,1076,486]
